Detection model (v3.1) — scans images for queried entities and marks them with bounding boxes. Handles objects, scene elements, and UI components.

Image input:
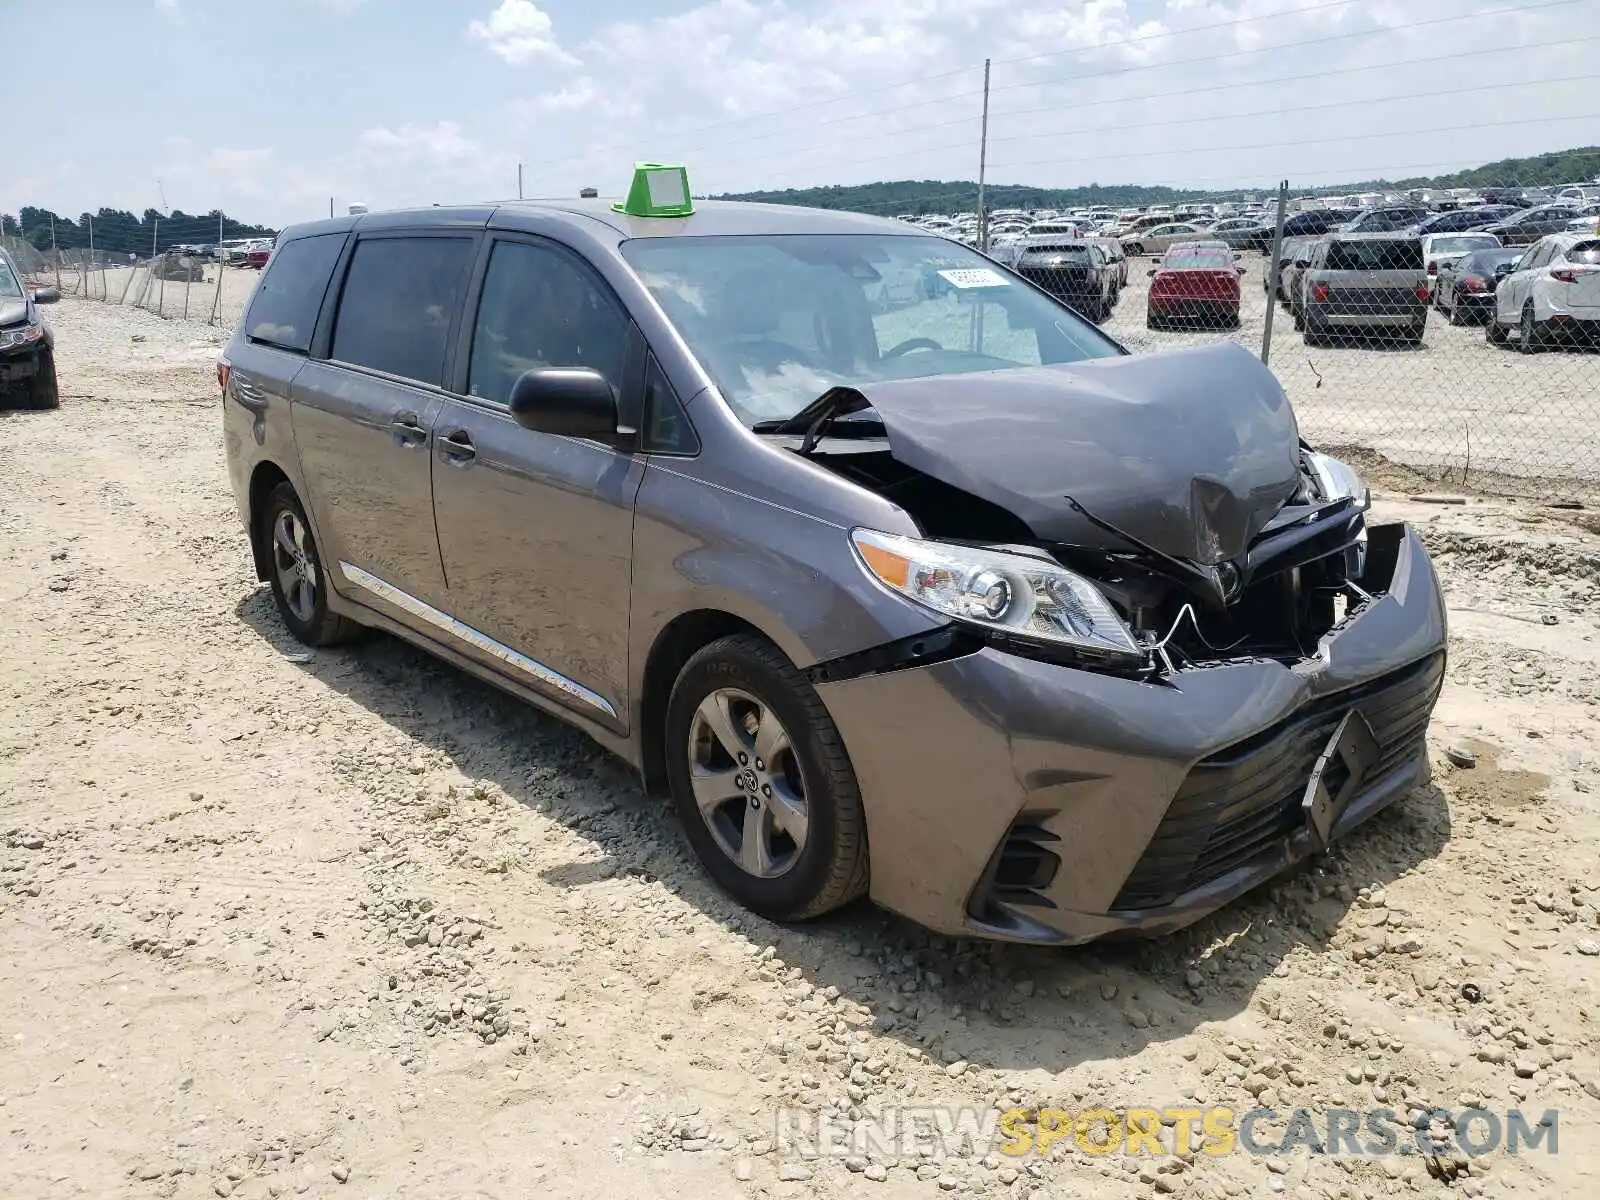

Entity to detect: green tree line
[714,146,1600,215]
[0,207,277,255]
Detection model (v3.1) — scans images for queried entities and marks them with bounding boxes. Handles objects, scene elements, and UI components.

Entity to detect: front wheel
[1519,303,1543,354]
[22,349,59,410]
[666,634,868,922]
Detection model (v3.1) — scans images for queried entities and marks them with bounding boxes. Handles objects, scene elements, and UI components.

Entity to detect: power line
[518,0,1385,168]
[522,0,1580,179]
[723,74,1597,187]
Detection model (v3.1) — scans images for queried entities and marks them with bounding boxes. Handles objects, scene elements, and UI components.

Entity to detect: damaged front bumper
[815,522,1447,945]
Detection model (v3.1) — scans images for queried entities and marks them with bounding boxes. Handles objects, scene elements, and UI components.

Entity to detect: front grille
[1111,652,1444,912]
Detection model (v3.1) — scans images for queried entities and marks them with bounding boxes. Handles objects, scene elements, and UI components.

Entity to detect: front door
[431,235,645,728]
[292,232,478,615]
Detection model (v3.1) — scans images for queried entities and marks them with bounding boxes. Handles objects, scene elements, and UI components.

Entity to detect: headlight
[1305,450,1368,510]
[0,322,43,349]
[851,529,1141,661]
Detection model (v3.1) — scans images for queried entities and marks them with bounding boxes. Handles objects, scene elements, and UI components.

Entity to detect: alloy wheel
[272,509,318,623]
[687,687,809,879]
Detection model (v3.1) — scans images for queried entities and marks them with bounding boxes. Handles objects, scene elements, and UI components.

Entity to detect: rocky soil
[2,298,1597,1198]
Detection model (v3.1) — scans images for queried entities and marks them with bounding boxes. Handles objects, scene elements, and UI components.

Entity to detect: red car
[1146,241,1243,329]
[242,242,272,270]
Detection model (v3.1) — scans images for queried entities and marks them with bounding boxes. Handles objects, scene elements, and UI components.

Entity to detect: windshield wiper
[750,386,879,455]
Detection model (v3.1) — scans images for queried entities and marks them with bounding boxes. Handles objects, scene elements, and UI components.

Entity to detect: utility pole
[977,58,992,255]
[518,163,524,200]
[1260,180,1289,366]
[329,196,335,219]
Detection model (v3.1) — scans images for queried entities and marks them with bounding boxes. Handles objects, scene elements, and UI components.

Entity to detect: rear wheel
[1445,292,1465,325]
[1486,313,1509,345]
[22,349,59,410]
[666,634,868,922]
[1518,302,1543,354]
[260,483,362,647]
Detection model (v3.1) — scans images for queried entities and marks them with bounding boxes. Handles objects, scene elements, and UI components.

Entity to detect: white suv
[1487,233,1600,352]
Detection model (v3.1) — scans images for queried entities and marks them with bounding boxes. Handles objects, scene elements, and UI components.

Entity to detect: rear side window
[331,237,474,386]
[1567,240,1600,265]
[243,233,345,353]
[1325,239,1423,271]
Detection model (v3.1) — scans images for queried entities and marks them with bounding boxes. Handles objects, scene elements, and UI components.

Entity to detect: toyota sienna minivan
[221,168,1447,945]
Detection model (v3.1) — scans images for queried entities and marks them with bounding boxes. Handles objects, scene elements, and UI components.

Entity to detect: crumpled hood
[846,342,1303,565]
[0,300,27,329]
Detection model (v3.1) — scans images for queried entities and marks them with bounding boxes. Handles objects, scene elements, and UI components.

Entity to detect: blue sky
[8,0,1597,228]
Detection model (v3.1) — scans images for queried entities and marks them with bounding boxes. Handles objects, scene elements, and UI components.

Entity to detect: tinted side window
[331,237,474,386]
[468,240,629,406]
[243,233,345,353]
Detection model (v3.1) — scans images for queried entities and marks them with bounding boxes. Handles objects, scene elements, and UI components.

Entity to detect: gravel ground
[3,299,1599,1199]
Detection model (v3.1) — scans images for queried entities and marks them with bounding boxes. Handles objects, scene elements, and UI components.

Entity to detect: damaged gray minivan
[221,181,1447,945]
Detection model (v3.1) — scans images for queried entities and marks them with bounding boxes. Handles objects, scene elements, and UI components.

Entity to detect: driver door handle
[439,429,476,465]
[391,413,428,448]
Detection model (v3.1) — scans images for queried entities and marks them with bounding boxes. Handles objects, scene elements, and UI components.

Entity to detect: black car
[0,250,60,409]
[1433,247,1525,325]
[1244,208,1356,252]
[1011,239,1115,322]
[1413,206,1518,235]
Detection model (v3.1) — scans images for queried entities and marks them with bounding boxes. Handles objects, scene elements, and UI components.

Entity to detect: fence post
[209,260,225,325]
[183,263,192,320]
[51,216,60,291]
[117,261,138,305]
[1260,180,1289,367]
[87,217,95,299]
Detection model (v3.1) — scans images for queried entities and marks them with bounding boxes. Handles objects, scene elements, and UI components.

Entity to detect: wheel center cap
[735,768,759,793]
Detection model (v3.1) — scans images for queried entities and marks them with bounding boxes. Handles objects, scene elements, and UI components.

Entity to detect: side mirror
[1494,263,1513,277]
[1147,267,1159,277]
[508,368,619,440]
[31,287,59,304]
[1237,266,1247,275]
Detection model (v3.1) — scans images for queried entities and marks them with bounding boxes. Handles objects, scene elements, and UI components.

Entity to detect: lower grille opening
[968,813,1062,925]
[1111,651,1444,912]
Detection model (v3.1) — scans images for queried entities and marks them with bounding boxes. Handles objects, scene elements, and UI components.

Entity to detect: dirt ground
[2,298,1599,1200]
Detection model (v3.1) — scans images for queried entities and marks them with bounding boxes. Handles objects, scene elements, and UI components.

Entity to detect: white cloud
[154,0,182,23]
[358,121,482,165]
[516,77,601,117]
[468,1,579,66]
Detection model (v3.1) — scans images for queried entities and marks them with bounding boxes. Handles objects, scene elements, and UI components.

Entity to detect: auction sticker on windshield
[937,268,1009,289]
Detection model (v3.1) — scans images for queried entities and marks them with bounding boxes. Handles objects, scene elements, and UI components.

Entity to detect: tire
[666,633,868,922]
[1293,310,1305,332]
[259,482,362,647]
[21,349,59,410]
[1445,294,1465,326]
[1518,303,1543,354]
[1486,314,1508,346]
[1146,312,1161,330]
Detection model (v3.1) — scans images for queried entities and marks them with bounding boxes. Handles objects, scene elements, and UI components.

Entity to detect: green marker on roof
[614,162,694,218]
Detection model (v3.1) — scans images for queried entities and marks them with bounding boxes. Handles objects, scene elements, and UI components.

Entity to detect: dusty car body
[0,248,60,409]
[221,196,1446,945]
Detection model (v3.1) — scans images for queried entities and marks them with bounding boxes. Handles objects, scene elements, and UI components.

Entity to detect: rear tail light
[1312,282,1329,302]
[1551,267,1597,283]
[1427,262,1437,275]
[1463,277,1486,293]
[1414,282,1430,302]
[217,358,231,395]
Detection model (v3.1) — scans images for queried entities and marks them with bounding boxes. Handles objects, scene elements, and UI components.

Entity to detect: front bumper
[0,343,43,388]
[816,522,1448,944]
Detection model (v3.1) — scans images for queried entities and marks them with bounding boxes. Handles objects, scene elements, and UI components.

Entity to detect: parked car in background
[1244,208,1355,252]
[1411,206,1518,235]
[1089,236,1128,291]
[240,239,273,269]
[1266,236,1314,300]
[1297,233,1429,347]
[1121,222,1210,256]
[1341,206,1430,234]
[1208,217,1271,248]
[1433,246,1524,325]
[1420,233,1502,293]
[1487,232,1600,351]
[1281,241,1319,317]
[1146,242,1243,329]
[0,247,61,410]
[1012,239,1116,321]
[1480,205,1581,246]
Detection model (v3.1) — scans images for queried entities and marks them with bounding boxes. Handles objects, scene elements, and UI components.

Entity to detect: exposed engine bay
[809,440,1389,674]
[760,345,1392,679]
